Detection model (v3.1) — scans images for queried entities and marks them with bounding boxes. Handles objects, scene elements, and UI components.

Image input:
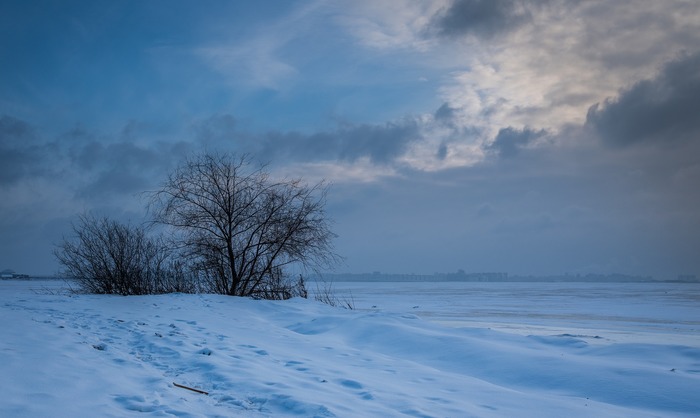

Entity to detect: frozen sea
[326,280,700,346]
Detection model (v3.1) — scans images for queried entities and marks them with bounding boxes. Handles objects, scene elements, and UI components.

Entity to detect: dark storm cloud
[262,121,420,164]
[71,140,163,198]
[0,115,34,184]
[79,168,151,198]
[0,116,187,198]
[430,0,531,39]
[486,127,547,158]
[315,120,421,164]
[0,115,33,139]
[192,114,422,166]
[586,52,700,147]
[0,115,49,185]
[64,122,195,199]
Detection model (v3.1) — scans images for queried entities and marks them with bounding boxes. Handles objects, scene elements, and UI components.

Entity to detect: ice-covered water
[325,281,700,346]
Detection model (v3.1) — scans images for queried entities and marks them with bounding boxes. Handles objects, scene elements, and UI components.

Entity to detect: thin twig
[173,382,209,395]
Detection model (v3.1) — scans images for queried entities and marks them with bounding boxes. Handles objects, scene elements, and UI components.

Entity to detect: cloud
[432,0,700,144]
[260,120,422,170]
[292,120,421,164]
[187,109,491,179]
[486,127,547,158]
[198,42,298,90]
[586,52,700,147]
[338,0,443,50]
[0,114,34,140]
[430,0,531,39]
[190,113,423,168]
[79,168,150,198]
[191,114,238,150]
[434,102,457,122]
[436,142,448,160]
[257,112,495,174]
[0,116,188,200]
[0,115,49,185]
[195,2,332,90]
[72,141,164,198]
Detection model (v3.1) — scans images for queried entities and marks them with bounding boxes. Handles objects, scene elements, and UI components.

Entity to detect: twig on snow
[173,382,209,395]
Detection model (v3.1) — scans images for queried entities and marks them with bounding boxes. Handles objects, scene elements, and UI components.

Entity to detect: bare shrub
[54,214,194,295]
[313,279,355,309]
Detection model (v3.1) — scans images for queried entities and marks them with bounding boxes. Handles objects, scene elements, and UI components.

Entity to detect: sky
[1,0,699,278]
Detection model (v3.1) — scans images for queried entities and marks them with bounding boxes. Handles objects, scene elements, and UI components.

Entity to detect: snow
[1,280,699,417]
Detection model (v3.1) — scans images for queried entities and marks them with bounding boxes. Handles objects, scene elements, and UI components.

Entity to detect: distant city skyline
[2,1,699,278]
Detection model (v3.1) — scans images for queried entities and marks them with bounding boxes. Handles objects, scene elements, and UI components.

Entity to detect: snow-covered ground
[329,281,700,346]
[1,279,699,417]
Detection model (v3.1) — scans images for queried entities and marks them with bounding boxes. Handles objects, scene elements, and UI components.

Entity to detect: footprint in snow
[338,379,363,389]
[92,343,107,351]
[285,360,309,371]
[236,344,269,356]
[337,379,374,400]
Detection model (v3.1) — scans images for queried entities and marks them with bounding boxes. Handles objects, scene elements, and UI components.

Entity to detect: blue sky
[2,0,700,278]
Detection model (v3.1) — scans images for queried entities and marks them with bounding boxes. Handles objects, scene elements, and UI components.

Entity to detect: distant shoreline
[4,273,698,284]
[313,272,699,283]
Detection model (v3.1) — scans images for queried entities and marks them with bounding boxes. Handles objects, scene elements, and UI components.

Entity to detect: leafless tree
[148,153,339,299]
[54,214,195,295]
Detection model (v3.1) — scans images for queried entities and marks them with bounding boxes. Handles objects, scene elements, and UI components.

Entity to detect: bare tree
[55,214,194,295]
[148,153,338,299]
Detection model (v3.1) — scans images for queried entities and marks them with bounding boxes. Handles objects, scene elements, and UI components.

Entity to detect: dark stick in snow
[173,382,209,395]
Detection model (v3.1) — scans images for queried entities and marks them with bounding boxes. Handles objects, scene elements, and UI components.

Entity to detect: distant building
[0,269,29,279]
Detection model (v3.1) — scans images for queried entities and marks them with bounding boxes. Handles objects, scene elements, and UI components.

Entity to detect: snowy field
[1,279,699,417]
[328,281,700,346]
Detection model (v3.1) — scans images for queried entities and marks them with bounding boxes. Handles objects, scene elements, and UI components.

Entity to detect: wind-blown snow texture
[1,280,699,417]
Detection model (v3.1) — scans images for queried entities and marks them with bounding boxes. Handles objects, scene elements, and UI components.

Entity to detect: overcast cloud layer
[1,0,699,278]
